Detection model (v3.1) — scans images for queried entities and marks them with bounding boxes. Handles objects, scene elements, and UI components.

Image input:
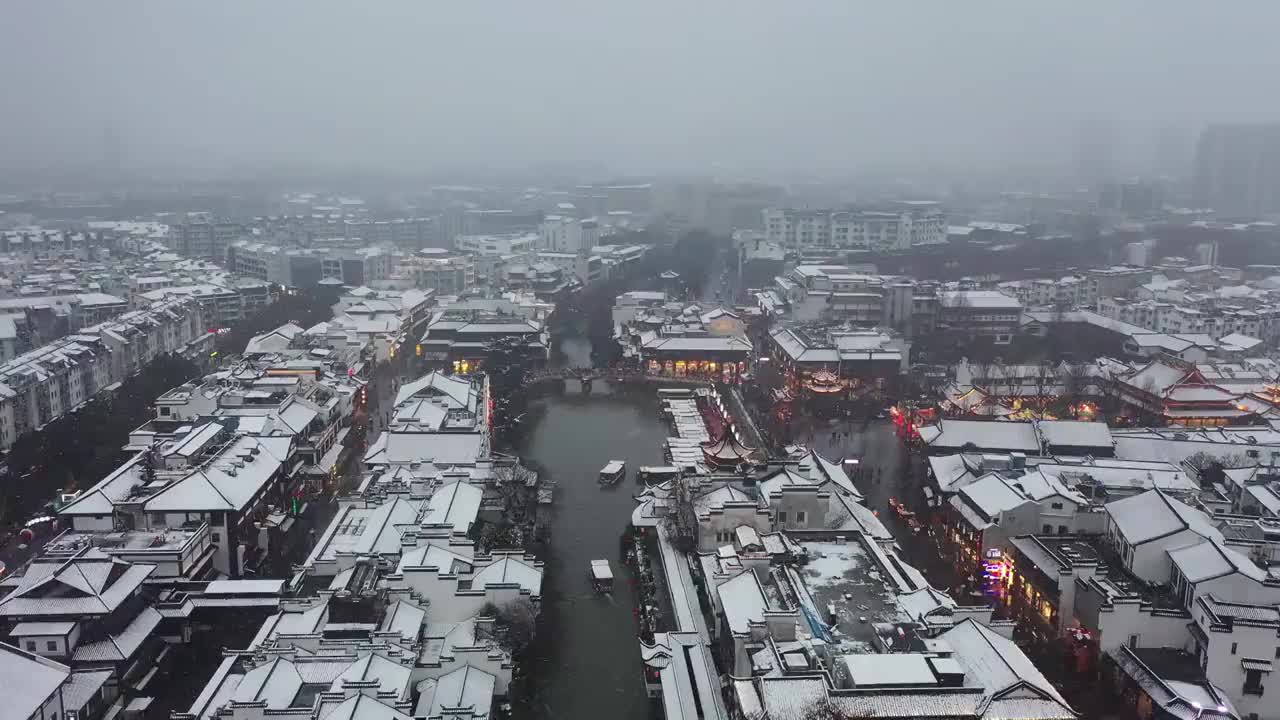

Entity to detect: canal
[515,381,672,720]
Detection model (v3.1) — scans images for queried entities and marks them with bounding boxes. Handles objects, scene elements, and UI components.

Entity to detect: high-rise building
[1194,123,1280,217]
[538,216,600,253]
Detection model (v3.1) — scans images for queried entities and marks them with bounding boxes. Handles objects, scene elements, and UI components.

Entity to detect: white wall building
[763,206,947,253]
[538,216,600,254]
[454,233,539,256]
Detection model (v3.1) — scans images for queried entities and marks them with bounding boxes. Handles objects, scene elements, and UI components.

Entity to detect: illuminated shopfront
[645,357,748,383]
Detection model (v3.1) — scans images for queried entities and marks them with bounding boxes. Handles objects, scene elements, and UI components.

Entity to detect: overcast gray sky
[3,1,1280,175]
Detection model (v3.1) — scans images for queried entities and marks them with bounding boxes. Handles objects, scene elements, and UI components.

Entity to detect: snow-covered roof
[58,453,147,516]
[368,432,485,466]
[332,653,412,698]
[394,372,477,410]
[1219,333,1263,352]
[918,420,1040,453]
[642,336,752,353]
[1036,420,1114,450]
[469,556,542,595]
[251,603,329,647]
[144,435,291,513]
[9,620,77,636]
[1106,490,1220,546]
[244,323,304,355]
[940,618,1072,709]
[0,642,70,719]
[1244,483,1280,517]
[716,570,769,636]
[323,693,415,720]
[939,290,1022,309]
[840,653,938,687]
[928,454,981,493]
[0,555,154,618]
[415,664,495,720]
[1125,359,1193,396]
[305,498,423,567]
[380,600,426,643]
[72,607,162,662]
[233,657,304,707]
[397,541,475,575]
[421,481,483,535]
[958,474,1034,520]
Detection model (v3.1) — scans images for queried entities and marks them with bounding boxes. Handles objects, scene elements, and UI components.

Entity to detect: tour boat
[599,460,626,486]
[590,559,614,593]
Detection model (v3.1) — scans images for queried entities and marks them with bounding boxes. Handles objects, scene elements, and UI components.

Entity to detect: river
[515,381,672,720]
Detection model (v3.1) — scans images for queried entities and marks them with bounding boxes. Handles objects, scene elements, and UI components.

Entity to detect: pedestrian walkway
[655,525,710,642]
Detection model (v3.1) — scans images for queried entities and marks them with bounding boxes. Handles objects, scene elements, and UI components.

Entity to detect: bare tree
[971,358,996,397]
[1031,360,1056,418]
[481,598,538,657]
[1061,361,1092,408]
[1184,451,1250,488]
[494,461,542,525]
[1138,377,1161,426]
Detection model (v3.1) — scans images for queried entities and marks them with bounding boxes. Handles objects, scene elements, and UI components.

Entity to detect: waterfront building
[639,336,752,382]
[418,309,548,372]
[768,325,909,397]
[634,463,1074,720]
[613,292,753,377]
[363,372,490,468]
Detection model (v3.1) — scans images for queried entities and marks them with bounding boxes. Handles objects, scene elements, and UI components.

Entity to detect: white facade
[763,207,947,253]
[0,296,205,449]
[1097,298,1276,342]
[538,216,600,254]
[1000,276,1097,309]
[454,232,539,256]
[402,252,476,295]
[1191,596,1280,719]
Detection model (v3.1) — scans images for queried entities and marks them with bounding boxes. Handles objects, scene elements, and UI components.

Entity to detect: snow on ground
[799,541,899,653]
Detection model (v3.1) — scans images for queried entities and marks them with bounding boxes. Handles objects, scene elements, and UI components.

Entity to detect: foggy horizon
[5,1,1280,178]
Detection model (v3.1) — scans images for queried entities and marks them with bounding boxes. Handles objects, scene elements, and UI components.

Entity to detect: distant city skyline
[3,2,1280,176]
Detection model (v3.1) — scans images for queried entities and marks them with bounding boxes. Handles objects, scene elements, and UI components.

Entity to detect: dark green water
[515,382,671,720]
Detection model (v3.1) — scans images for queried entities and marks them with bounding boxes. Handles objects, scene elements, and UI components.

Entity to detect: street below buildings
[804,416,966,598]
[807,414,1104,716]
